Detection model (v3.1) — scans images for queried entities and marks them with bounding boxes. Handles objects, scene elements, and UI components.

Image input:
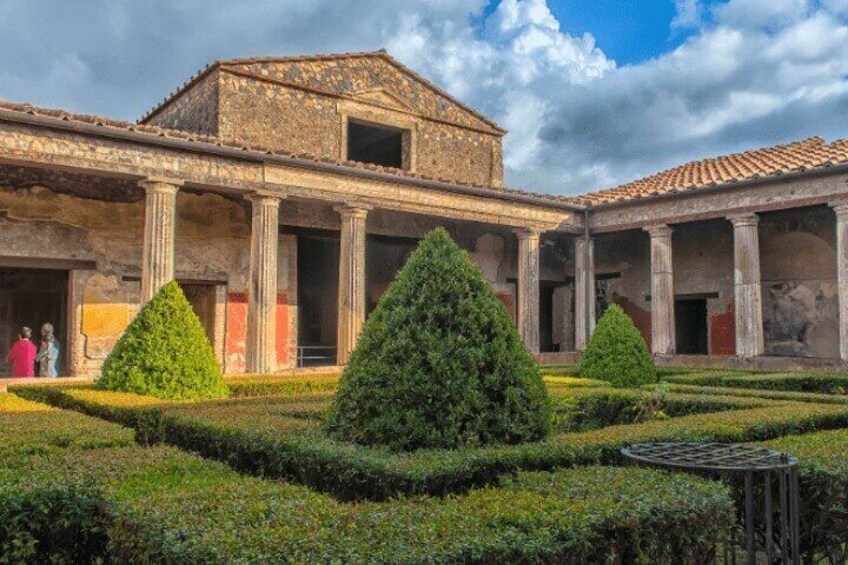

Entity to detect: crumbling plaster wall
[760,207,838,359]
[594,222,735,354]
[0,186,297,376]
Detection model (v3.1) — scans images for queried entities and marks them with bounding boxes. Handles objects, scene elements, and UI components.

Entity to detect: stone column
[139,177,181,304]
[336,204,370,365]
[574,236,595,350]
[516,228,541,353]
[831,202,848,361]
[246,193,284,374]
[729,213,764,358]
[645,224,675,356]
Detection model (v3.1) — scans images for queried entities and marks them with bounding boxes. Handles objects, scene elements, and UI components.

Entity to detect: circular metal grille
[621,441,797,472]
[622,441,800,564]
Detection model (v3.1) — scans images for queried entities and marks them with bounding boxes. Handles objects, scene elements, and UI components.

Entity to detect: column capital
[334,202,372,219]
[245,191,286,207]
[138,177,183,194]
[727,213,759,227]
[829,200,848,218]
[643,224,672,238]
[514,227,543,240]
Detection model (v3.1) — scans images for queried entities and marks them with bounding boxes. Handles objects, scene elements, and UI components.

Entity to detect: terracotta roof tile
[577,136,848,206]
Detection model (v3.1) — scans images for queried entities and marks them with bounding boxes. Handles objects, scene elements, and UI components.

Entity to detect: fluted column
[645,224,675,356]
[574,236,595,350]
[831,202,848,361]
[246,193,284,373]
[729,213,764,358]
[516,228,541,353]
[139,178,181,304]
[336,204,370,365]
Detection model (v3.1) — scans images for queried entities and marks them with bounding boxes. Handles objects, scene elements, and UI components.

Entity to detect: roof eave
[584,164,848,210]
[0,106,582,213]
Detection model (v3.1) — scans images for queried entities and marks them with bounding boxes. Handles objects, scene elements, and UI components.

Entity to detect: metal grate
[622,441,797,472]
[622,442,801,564]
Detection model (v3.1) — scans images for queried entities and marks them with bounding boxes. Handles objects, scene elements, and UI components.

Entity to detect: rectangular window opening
[347,120,405,169]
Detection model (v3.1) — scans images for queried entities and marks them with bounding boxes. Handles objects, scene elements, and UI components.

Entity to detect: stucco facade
[1,50,847,376]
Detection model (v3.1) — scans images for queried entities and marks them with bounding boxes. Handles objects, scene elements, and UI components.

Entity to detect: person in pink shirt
[6,327,37,378]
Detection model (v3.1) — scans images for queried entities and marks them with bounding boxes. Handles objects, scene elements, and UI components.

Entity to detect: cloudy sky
[1,0,848,195]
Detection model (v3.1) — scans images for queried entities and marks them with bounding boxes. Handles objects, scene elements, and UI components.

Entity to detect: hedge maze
[5,367,848,563]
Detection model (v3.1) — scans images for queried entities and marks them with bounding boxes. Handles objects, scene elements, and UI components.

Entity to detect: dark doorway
[0,268,68,376]
[297,235,339,366]
[180,283,217,345]
[540,281,568,353]
[365,234,417,316]
[347,120,404,168]
[675,298,708,355]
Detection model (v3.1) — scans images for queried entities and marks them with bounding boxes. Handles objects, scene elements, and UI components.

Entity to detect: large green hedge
[97,281,228,400]
[0,443,732,564]
[22,384,848,501]
[326,228,551,451]
[758,429,848,562]
[668,371,848,394]
[579,304,657,387]
[0,393,134,564]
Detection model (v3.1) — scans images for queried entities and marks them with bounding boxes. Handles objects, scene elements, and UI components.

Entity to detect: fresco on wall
[759,213,838,359]
[763,280,839,358]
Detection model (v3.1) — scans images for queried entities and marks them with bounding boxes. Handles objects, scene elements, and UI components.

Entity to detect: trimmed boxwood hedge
[544,375,609,387]
[757,429,848,563]
[0,443,733,564]
[0,394,135,564]
[327,228,551,451]
[0,392,134,459]
[667,383,848,405]
[226,373,340,398]
[579,304,657,387]
[97,281,229,400]
[552,386,770,432]
[18,385,848,501]
[666,371,848,394]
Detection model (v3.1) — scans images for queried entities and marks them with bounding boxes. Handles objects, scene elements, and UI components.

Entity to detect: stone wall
[144,71,220,136]
[143,56,507,188]
[218,72,340,161]
[215,69,503,187]
[0,186,297,376]
[231,57,498,133]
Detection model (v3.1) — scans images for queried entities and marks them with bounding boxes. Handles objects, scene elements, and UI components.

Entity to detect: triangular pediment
[215,51,505,134]
[351,88,411,111]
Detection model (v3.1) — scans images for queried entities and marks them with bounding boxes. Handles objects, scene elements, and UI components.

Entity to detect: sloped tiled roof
[139,50,505,133]
[577,137,848,206]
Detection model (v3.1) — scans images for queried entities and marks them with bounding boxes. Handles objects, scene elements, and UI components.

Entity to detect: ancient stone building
[0,50,846,376]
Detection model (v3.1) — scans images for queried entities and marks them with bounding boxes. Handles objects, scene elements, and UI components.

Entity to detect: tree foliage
[579,304,657,387]
[326,228,551,451]
[97,281,228,400]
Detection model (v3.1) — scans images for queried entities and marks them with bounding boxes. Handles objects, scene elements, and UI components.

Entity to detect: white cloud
[1,0,848,196]
[672,0,703,29]
[713,0,811,29]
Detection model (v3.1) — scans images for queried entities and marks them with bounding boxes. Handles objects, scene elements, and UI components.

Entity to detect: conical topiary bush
[325,227,551,451]
[97,281,228,400]
[579,304,657,387]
